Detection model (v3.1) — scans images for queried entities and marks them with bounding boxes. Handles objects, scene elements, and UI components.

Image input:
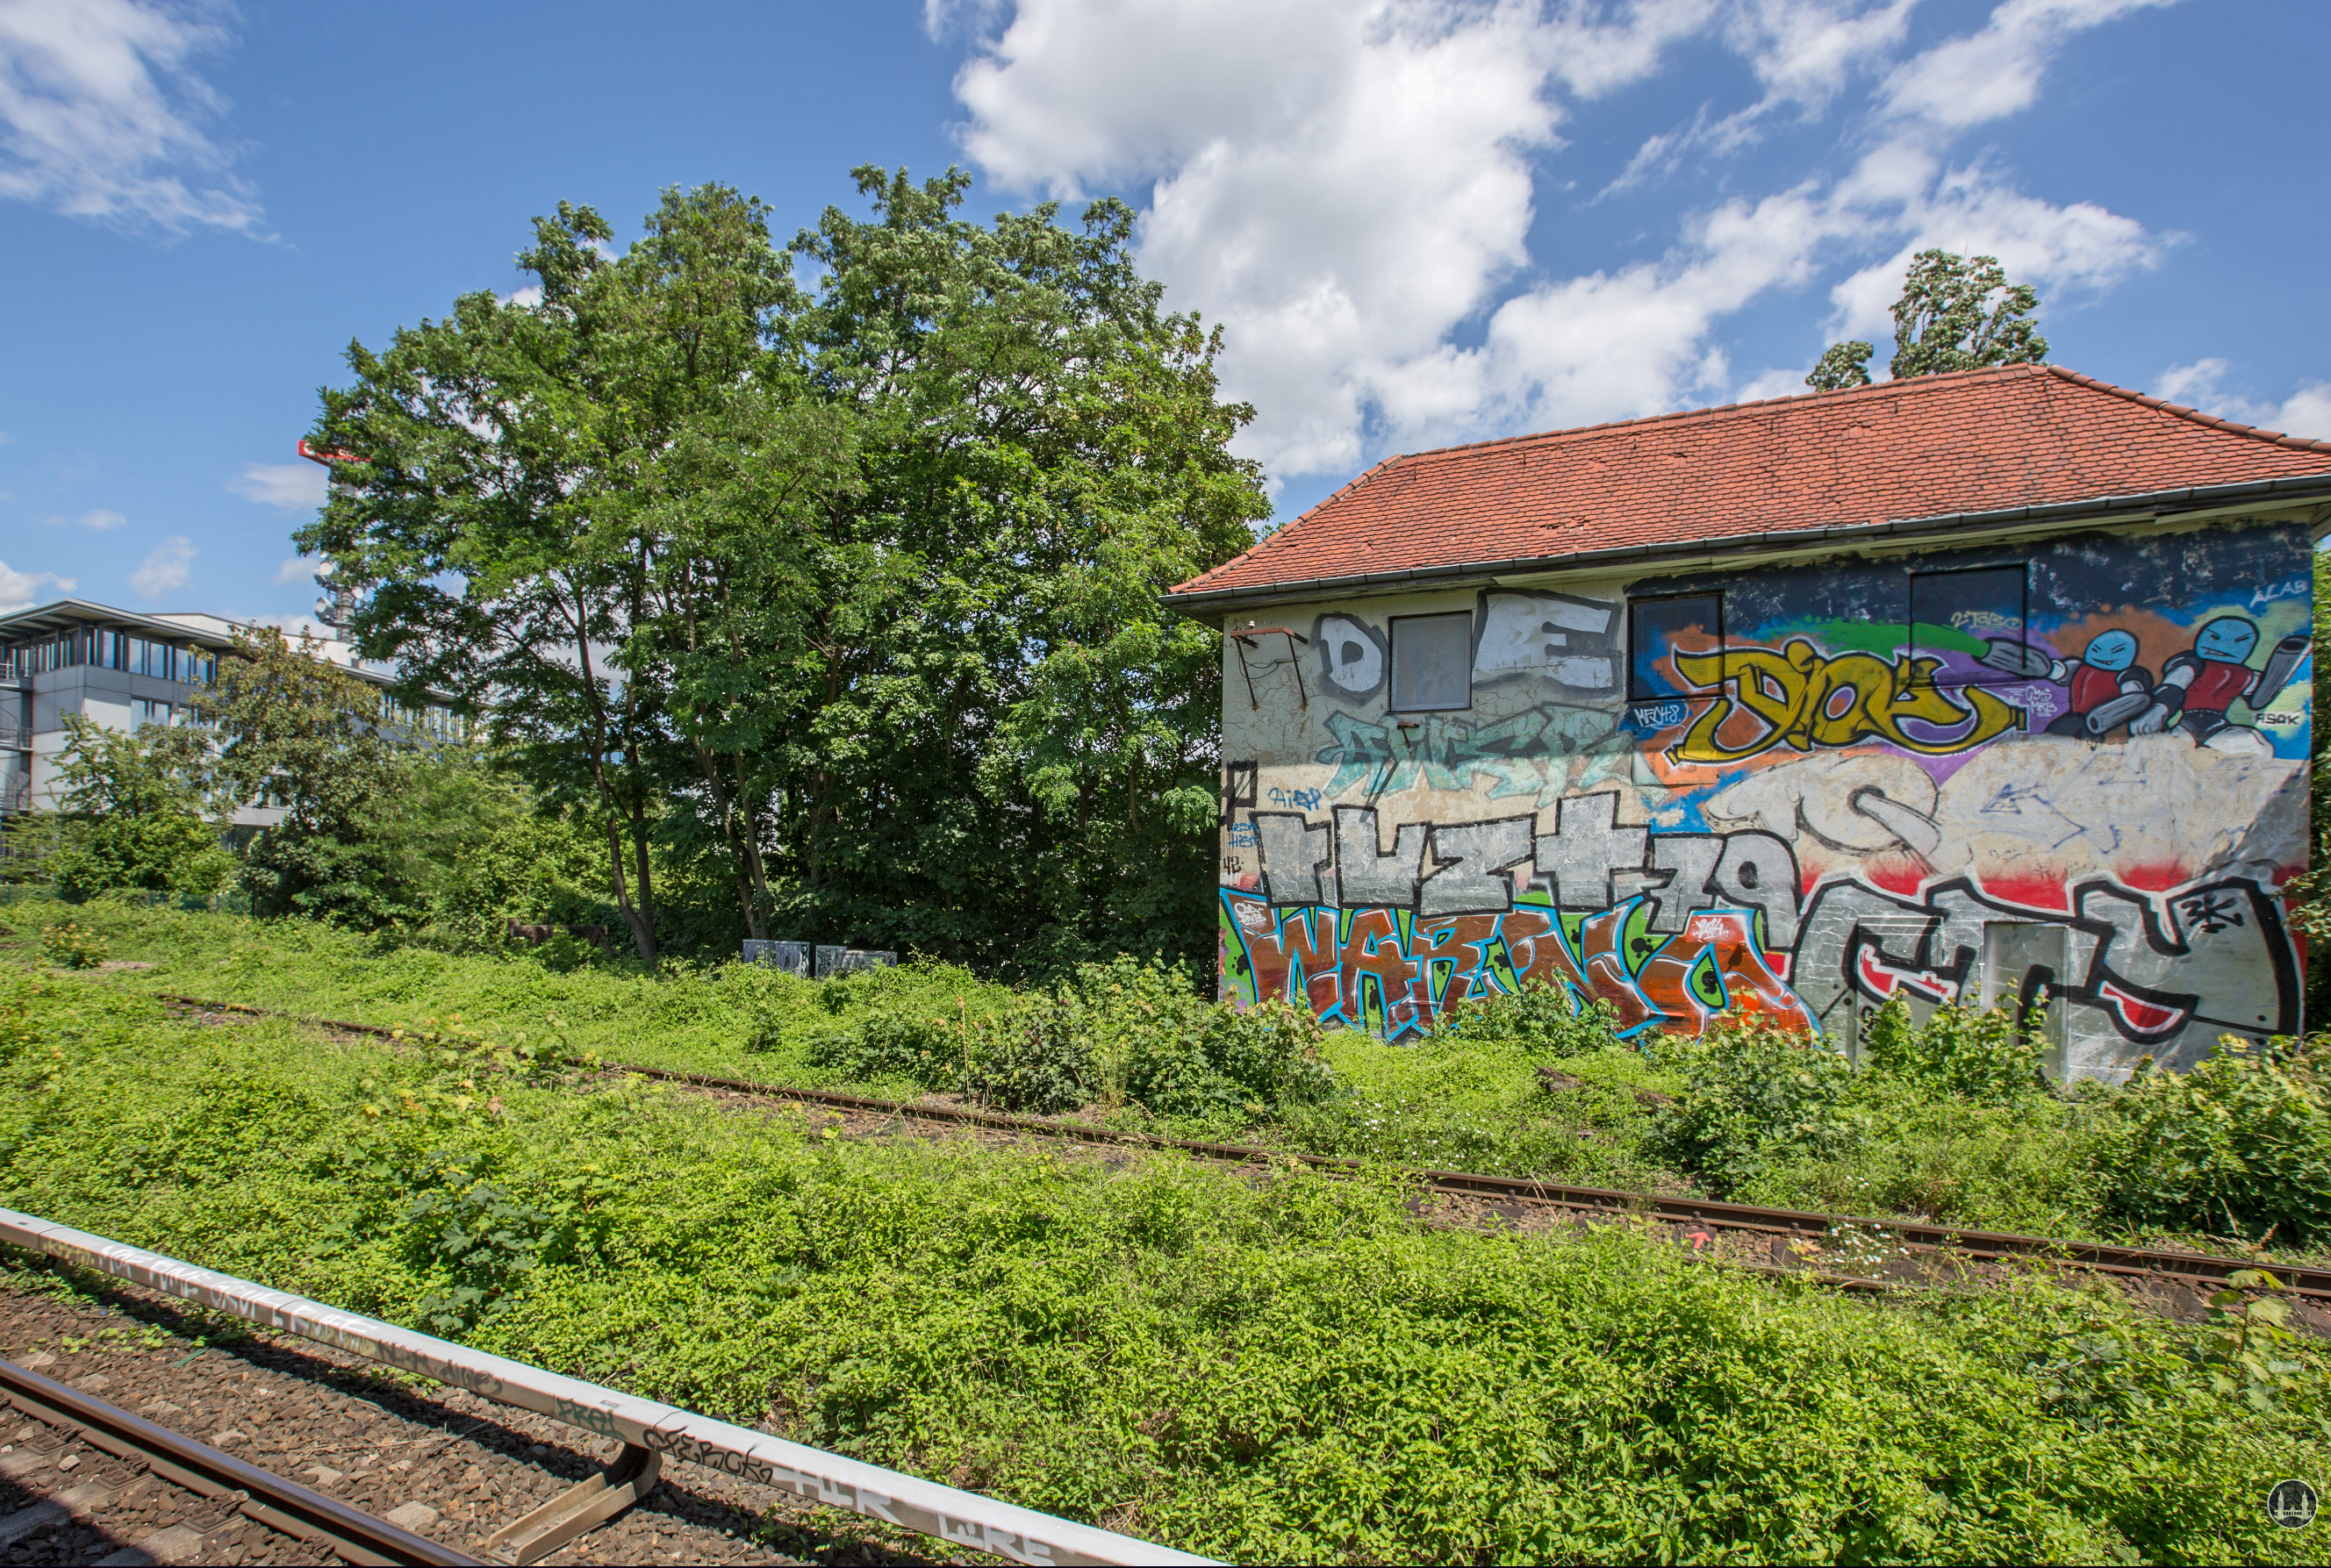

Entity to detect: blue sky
[3,0,2327,626]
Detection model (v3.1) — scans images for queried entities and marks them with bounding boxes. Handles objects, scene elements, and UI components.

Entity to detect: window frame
[1626,591,1727,703]
[1386,610,1477,713]
[1906,563,2028,686]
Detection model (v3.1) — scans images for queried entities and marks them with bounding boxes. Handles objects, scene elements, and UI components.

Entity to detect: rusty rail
[1,1355,481,1566]
[150,991,2331,1303]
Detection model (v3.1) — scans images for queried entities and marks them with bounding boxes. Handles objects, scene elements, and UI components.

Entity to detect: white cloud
[955,0,1718,477]
[1880,0,2176,130]
[128,533,193,599]
[1606,1,1916,194]
[2152,360,2331,441]
[0,0,265,235]
[227,459,327,512]
[1822,155,2162,340]
[947,0,2177,479]
[503,283,543,308]
[272,555,318,586]
[0,557,75,612]
[43,506,126,530]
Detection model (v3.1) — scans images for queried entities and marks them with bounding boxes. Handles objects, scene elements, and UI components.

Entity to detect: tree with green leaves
[1806,249,2048,390]
[1890,249,2048,378]
[190,627,410,923]
[1805,340,1873,391]
[303,201,692,960]
[782,167,1267,974]
[37,717,236,899]
[305,171,1263,973]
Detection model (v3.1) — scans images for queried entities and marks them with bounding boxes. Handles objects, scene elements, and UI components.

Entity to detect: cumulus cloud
[227,459,327,512]
[44,506,126,530]
[128,533,193,599]
[272,555,318,586]
[945,0,2177,480]
[0,0,265,235]
[2152,360,2331,441]
[0,557,75,612]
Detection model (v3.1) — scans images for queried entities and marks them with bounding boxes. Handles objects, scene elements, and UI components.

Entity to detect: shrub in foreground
[2105,1035,2331,1245]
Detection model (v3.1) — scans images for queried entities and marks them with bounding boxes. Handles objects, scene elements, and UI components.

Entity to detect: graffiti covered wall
[1216,518,2317,1077]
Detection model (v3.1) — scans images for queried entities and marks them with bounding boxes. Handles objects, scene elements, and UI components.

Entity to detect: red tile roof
[1169,364,2331,605]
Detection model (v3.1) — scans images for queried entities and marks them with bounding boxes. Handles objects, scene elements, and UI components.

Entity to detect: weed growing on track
[2,970,2328,1564]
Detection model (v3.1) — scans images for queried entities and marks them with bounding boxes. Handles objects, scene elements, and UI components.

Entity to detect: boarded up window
[1628,593,1724,700]
[1389,612,1473,712]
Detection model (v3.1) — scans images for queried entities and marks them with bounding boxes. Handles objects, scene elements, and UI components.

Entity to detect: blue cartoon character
[1983,627,2155,737]
[2127,615,2310,754]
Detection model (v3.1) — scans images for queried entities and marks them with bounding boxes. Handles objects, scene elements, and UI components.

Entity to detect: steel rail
[0,1207,1216,1568]
[149,992,2331,1302]
[1,1355,481,1566]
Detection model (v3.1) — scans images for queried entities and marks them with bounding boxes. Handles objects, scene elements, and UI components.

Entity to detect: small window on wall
[1909,566,2026,684]
[1628,593,1725,700]
[1388,612,1474,712]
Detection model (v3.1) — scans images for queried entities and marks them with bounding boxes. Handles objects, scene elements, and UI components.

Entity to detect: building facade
[0,599,462,829]
[1166,366,2330,1081]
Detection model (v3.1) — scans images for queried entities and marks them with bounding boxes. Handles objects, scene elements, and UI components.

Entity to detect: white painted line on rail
[0,1206,1216,1567]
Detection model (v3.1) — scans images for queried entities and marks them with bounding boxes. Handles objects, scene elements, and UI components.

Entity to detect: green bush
[2105,1036,2331,1245]
[1433,982,1626,1059]
[1861,992,2049,1102]
[1651,1020,1863,1194]
[1051,957,1333,1123]
[39,921,105,970]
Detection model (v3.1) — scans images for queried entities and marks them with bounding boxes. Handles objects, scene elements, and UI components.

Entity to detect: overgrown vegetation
[25,899,2331,1259]
[3,968,2325,1564]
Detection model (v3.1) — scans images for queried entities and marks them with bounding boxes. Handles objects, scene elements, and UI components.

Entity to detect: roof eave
[1162,472,2331,620]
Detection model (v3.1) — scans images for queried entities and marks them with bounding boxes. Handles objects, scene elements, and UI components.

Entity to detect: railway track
[151,992,2331,1310]
[2,1354,477,1566]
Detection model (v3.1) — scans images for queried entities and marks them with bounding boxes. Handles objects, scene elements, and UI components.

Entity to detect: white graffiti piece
[1316,614,1387,699]
[1704,753,1940,856]
[1793,873,2299,1075]
[1474,590,1618,692]
[1249,792,1804,942]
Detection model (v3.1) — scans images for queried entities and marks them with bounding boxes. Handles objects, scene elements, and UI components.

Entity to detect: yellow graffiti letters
[1670,639,2020,763]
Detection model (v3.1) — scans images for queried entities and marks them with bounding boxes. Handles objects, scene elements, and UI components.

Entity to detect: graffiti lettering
[1316,705,1627,798]
[1670,640,2023,763]
[1234,796,2298,1072]
[1792,873,2298,1070]
[2251,576,2306,611]
[1266,784,1323,811]
[1474,590,1619,692]
[1223,890,1804,1042]
[1316,613,1388,700]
